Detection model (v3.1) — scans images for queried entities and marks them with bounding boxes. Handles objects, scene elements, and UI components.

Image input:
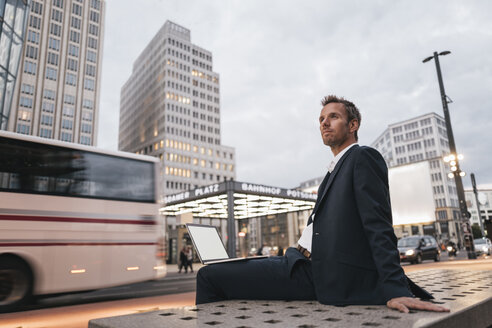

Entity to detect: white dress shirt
[297,143,358,252]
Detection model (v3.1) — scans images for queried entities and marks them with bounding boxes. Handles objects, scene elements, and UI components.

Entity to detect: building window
[67,58,78,71]
[45,67,57,80]
[21,84,35,95]
[82,111,93,122]
[53,0,64,9]
[29,16,41,29]
[81,123,92,134]
[40,128,52,138]
[41,114,53,126]
[80,136,91,145]
[17,124,30,135]
[31,1,43,15]
[71,17,81,29]
[89,10,99,23]
[42,102,55,113]
[84,78,95,90]
[50,23,61,36]
[90,0,101,10]
[63,106,74,117]
[19,97,33,108]
[66,72,77,86]
[68,44,79,57]
[48,37,60,51]
[62,119,73,130]
[70,30,80,43]
[51,8,63,22]
[25,45,38,59]
[63,95,75,105]
[72,3,82,15]
[27,30,40,44]
[87,50,97,63]
[60,132,72,142]
[82,99,93,109]
[43,89,56,100]
[88,24,99,36]
[23,60,37,75]
[88,37,98,49]
[85,64,96,77]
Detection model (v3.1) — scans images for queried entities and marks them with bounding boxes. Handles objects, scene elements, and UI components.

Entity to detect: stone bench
[88,269,492,328]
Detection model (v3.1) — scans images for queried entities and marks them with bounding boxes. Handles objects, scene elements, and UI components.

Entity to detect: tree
[471,224,483,239]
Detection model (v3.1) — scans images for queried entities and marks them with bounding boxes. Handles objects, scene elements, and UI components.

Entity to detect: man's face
[319,102,356,147]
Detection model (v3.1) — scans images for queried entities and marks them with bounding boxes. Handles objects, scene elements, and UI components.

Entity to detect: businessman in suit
[196,95,448,313]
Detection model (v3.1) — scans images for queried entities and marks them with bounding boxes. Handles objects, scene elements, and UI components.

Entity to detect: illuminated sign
[163,181,318,207]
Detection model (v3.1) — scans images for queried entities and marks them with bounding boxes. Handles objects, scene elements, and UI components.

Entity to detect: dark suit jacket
[288,145,429,305]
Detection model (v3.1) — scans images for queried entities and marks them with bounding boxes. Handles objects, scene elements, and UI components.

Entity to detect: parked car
[398,235,441,264]
[474,238,492,256]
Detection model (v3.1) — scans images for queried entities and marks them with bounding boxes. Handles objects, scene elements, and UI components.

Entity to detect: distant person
[256,244,265,256]
[186,245,194,273]
[178,246,188,273]
[277,247,284,256]
[196,95,449,314]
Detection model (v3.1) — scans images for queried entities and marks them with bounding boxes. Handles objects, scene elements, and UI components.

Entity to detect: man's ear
[349,119,359,133]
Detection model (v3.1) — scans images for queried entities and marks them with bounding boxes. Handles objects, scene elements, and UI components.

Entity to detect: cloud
[98,0,492,188]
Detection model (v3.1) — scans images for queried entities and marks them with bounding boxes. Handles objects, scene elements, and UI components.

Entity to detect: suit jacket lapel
[312,144,359,215]
[307,170,331,224]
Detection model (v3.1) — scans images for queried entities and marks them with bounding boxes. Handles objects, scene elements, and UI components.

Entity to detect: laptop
[186,223,268,265]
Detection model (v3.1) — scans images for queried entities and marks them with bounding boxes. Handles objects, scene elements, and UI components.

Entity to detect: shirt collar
[328,143,358,172]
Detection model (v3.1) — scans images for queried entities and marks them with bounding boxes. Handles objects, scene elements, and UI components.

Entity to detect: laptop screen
[187,224,229,261]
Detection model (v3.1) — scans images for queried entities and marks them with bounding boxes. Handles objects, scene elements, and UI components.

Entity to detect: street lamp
[423,51,476,259]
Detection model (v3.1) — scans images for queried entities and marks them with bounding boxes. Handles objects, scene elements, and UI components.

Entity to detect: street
[0,255,490,328]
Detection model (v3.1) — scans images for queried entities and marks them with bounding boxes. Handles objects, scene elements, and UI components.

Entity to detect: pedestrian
[256,244,265,256]
[195,95,449,314]
[178,246,188,273]
[186,245,194,273]
[277,247,284,256]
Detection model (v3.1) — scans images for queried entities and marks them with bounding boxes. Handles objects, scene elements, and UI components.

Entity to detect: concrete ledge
[89,269,492,328]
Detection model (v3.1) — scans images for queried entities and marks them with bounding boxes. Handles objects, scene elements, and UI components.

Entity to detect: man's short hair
[320,95,361,141]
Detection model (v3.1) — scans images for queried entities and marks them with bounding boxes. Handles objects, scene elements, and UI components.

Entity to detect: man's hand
[387,297,450,313]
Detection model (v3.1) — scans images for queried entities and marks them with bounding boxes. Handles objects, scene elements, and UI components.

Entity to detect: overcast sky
[97,0,492,189]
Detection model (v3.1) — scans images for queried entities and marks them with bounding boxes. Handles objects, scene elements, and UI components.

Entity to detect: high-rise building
[0,0,30,130]
[7,0,105,146]
[119,21,235,197]
[371,112,462,242]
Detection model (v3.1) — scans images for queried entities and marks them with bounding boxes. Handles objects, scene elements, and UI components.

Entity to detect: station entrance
[160,180,317,264]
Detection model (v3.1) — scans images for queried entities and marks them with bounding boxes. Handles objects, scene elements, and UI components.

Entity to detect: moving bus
[0,131,166,310]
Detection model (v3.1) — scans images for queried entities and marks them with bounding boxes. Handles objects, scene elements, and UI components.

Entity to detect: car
[474,238,492,256]
[397,235,441,264]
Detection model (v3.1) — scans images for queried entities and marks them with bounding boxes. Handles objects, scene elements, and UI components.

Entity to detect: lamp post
[423,51,476,259]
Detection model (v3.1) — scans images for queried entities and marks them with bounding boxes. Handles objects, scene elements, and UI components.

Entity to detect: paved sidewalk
[165,262,204,275]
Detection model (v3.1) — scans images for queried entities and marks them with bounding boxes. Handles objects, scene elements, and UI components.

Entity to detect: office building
[371,112,462,242]
[118,21,235,197]
[0,0,30,130]
[7,0,105,146]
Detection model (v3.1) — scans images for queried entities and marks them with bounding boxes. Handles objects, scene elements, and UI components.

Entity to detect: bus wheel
[0,257,33,312]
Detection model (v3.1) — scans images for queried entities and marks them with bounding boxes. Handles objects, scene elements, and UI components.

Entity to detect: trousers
[196,247,316,304]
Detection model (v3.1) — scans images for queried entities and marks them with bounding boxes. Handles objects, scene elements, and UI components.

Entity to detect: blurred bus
[0,131,166,311]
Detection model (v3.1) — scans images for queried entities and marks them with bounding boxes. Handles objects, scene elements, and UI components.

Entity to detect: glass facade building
[0,0,29,130]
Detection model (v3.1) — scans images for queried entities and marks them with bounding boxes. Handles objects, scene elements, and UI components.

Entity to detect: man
[196,95,449,313]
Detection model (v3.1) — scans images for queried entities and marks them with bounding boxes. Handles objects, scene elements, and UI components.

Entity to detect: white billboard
[388,162,435,225]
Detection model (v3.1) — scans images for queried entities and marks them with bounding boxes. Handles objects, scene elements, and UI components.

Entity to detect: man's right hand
[387,297,450,313]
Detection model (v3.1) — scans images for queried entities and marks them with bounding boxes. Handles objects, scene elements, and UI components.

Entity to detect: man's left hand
[387,297,450,313]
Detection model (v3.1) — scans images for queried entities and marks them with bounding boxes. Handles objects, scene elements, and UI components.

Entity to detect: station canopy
[160,181,317,219]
